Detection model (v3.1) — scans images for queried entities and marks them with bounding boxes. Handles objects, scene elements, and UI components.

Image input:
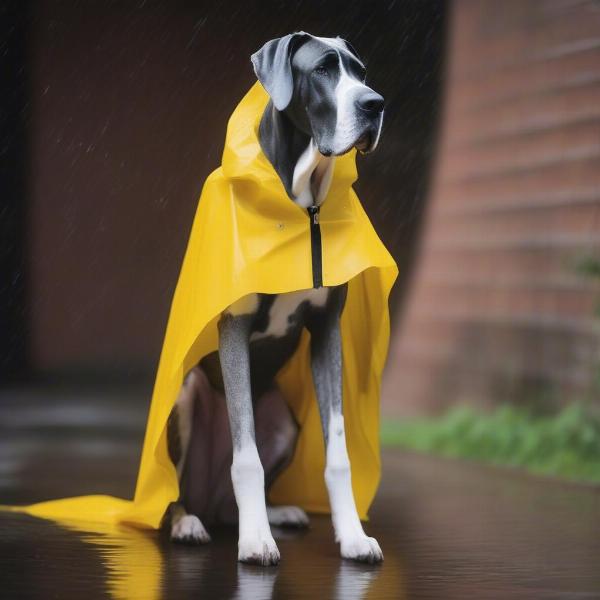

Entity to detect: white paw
[267,505,310,528]
[238,535,280,566]
[340,534,383,564]
[170,514,211,545]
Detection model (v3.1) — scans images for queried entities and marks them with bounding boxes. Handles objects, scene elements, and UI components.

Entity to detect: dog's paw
[267,505,310,528]
[238,535,280,566]
[170,514,211,545]
[340,534,383,564]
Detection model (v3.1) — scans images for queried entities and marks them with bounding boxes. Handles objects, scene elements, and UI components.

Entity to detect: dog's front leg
[218,312,280,566]
[309,292,383,564]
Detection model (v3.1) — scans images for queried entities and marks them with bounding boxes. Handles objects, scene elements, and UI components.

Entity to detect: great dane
[166,32,385,566]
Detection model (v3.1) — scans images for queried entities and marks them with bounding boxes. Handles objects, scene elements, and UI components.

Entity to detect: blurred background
[2,0,600,497]
[384,0,600,418]
[1,0,444,385]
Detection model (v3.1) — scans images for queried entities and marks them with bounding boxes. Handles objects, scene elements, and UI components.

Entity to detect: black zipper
[307,204,322,289]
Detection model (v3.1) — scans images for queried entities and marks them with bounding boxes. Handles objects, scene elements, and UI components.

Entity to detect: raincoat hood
[4,81,398,528]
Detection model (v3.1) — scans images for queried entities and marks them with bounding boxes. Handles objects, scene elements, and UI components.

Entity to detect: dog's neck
[258,102,335,208]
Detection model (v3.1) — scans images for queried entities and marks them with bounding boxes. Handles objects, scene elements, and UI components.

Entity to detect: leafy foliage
[574,256,600,279]
[380,404,600,483]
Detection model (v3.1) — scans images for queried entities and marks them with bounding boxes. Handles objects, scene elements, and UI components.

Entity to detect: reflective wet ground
[1,386,599,599]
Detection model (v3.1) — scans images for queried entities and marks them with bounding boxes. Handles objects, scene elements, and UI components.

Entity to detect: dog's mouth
[356,112,384,155]
[318,116,384,157]
[322,130,375,157]
[354,131,373,154]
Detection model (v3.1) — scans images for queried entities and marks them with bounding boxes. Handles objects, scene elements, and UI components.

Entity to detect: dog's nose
[356,91,384,114]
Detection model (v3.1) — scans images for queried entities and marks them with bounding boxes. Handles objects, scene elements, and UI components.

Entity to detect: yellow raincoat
[5,80,397,528]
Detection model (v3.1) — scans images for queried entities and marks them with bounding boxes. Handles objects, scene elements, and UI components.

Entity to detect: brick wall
[383,0,600,416]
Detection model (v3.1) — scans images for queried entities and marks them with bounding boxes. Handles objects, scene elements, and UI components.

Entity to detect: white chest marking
[292,138,335,208]
[251,288,329,340]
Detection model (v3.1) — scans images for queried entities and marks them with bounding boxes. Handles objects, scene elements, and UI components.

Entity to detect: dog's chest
[226,288,330,340]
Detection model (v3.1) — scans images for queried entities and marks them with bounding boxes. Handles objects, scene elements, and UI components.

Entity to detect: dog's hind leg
[168,368,199,479]
[167,367,211,544]
[254,386,310,529]
[168,501,210,544]
[266,505,309,528]
[308,285,383,564]
[218,312,280,566]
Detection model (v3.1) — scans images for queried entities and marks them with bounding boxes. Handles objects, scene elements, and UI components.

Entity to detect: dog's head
[251,32,384,157]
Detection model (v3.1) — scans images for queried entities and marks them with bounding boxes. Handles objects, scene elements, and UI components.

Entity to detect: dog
[165,32,385,566]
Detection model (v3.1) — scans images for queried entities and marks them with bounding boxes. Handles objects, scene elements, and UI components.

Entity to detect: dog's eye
[314,65,328,76]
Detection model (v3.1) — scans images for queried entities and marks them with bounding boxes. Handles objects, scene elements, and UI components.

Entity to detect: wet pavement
[1,386,599,599]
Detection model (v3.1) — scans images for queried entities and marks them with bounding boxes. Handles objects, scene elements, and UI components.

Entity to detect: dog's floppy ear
[251,32,310,111]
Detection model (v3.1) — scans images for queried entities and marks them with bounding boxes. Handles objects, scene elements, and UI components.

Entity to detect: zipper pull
[308,204,320,225]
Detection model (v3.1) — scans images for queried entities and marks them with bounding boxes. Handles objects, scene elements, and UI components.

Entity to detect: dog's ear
[251,32,310,111]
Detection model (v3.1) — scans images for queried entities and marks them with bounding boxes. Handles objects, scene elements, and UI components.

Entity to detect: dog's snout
[356,91,384,115]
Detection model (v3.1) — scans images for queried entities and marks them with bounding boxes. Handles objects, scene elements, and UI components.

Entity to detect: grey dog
[166,32,385,566]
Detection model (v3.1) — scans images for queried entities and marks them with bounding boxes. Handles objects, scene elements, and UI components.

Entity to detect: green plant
[574,256,600,279]
[380,403,600,483]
